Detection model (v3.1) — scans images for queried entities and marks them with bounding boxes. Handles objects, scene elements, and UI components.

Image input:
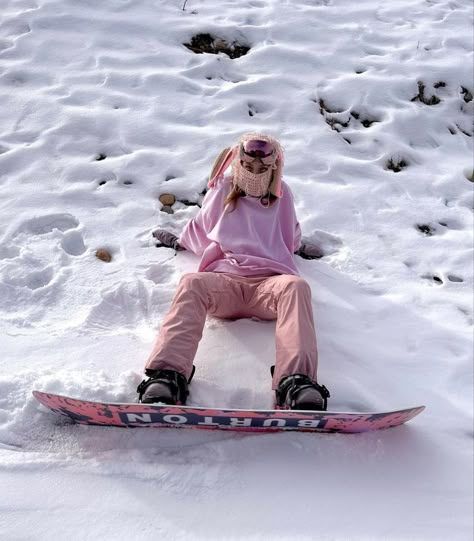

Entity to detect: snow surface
[0,0,473,539]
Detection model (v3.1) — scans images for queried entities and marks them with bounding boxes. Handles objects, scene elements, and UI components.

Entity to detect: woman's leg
[144,272,244,379]
[248,275,319,390]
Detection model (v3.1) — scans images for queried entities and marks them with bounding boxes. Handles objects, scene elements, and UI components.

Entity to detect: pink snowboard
[33,391,425,434]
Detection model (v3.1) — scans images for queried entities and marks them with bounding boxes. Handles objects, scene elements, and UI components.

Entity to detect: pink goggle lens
[240,140,276,165]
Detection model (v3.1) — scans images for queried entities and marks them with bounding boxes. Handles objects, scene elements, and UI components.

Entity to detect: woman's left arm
[284,183,302,252]
[286,184,323,259]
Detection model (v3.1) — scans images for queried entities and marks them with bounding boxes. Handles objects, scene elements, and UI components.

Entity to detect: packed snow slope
[0,0,473,539]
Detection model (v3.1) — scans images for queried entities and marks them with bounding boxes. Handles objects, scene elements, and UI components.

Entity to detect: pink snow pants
[144,272,318,390]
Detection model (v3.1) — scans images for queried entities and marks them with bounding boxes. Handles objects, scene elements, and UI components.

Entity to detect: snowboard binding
[137,367,195,405]
[275,373,330,411]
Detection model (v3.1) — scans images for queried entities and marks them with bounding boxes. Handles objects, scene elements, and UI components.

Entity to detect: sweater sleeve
[283,182,302,252]
[178,178,229,255]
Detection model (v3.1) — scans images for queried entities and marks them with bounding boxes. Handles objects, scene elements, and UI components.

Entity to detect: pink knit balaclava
[232,133,282,198]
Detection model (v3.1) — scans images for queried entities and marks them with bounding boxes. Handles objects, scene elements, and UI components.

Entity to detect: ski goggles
[239,139,276,165]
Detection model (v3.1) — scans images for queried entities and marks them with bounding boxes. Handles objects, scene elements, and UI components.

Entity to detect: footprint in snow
[0,213,86,324]
[13,213,80,236]
[0,20,31,38]
[9,212,87,259]
[60,230,87,257]
[0,244,20,260]
[144,262,178,285]
[85,280,165,332]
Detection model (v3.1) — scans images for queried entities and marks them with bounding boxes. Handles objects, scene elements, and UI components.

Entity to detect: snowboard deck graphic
[33,391,425,434]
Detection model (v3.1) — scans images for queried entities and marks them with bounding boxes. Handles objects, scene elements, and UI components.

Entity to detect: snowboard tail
[33,391,425,434]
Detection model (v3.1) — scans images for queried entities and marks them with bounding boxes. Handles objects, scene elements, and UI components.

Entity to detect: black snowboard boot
[276,374,330,411]
[137,368,194,405]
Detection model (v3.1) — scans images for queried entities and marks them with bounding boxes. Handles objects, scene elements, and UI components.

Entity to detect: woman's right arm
[178,178,228,255]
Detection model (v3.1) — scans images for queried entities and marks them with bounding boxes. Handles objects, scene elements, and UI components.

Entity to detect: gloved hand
[294,241,324,260]
[152,229,185,251]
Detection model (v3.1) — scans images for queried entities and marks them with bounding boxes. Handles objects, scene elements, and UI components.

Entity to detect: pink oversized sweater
[178,175,302,276]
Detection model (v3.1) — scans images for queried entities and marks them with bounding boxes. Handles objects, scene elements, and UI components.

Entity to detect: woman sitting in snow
[137,132,330,410]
